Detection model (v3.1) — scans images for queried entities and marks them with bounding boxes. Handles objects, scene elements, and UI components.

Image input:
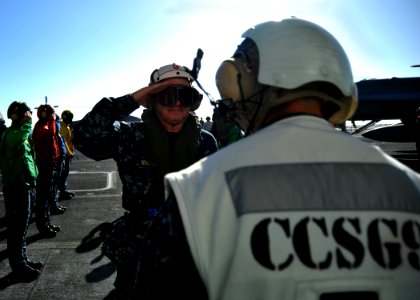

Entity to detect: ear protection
[10,106,19,121]
[215,37,260,103]
[11,112,19,121]
[37,104,54,119]
[215,58,257,102]
[41,108,48,119]
[61,110,73,123]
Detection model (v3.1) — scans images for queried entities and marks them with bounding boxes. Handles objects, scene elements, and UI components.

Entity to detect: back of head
[215,18,357,133]
[37,104,55,120]
[7,101,31,123]
[146,63,203,111]
[61,110,74,123]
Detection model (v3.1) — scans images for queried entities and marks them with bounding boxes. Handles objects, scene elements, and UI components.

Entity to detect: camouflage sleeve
[135,192,208,299]
[72,94,140,161]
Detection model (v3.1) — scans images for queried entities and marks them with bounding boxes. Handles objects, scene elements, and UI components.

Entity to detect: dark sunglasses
[157,85,203,108]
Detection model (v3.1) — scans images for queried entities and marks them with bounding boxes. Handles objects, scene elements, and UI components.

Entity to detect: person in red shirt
[32,104,63,237]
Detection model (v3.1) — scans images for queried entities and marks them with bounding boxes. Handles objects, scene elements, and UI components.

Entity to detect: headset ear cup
[150,69,159,84]
[11,113,18,121]
[41,111,47,119]
[190,99,202,111]
[215,60,242,102]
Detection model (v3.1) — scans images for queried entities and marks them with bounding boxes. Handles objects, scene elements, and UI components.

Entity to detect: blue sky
[1,0,419,125]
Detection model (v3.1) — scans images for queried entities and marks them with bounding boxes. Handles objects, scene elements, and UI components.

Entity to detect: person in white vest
[135,18,420,300]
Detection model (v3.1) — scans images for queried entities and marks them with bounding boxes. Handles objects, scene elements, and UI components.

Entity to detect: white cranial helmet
[215,18,358,132]
[146,63,202,111]
[150,63,195,84]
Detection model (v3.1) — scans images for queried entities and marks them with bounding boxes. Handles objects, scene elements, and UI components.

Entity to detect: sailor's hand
[132,78,188,106]
[23,111,32,121]
[132,82,170,106]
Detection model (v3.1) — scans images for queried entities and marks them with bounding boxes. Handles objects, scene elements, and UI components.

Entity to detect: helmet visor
[157,86,203,108]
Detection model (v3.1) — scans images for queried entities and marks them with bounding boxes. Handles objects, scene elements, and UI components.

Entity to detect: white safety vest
[165,115,420,300]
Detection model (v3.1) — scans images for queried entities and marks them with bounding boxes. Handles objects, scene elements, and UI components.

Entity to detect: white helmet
[150,63,195,84]
[215,18,358,132]
[147,63,202,111]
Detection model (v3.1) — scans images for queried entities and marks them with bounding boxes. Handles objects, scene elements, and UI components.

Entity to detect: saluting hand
[132,81,168,106]
[23,111,32,122]
[131,78,189,107]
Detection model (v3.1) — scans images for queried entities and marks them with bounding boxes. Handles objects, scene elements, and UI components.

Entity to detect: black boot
[51,205,66,215]
[59,191,73,200]
[38,226,57,238]
[27,260,43,270]
[11,265,40,282]
[48,224,61,233]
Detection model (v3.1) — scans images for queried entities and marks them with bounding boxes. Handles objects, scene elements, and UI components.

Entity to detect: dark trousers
[102,213,152,299]
[35,162,57,229]
[58,156,72,194]
[51,158,64,207]
[3,184,32,270]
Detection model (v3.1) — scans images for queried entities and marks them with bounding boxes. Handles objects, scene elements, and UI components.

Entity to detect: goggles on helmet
[156,85,203,108]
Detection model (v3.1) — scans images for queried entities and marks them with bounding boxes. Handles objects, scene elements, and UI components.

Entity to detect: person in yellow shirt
[58,110,75,200]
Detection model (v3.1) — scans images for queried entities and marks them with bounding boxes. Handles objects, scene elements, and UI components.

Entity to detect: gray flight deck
[0,124,419,299]
[0,153,123,299]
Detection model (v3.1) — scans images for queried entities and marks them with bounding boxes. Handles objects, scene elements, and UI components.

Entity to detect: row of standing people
[0,103,75,282]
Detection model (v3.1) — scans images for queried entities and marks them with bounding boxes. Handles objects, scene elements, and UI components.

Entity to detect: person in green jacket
[0,112,6,141]
[0,101,43,282]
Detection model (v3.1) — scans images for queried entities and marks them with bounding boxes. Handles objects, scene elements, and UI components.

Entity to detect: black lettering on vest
[368,219,401,269]
[251,218,294,271]
[293,217,332,269]
[273,218,294,270]
[402,220,420,270]
[333,217,364,269]
[251,218,275,270]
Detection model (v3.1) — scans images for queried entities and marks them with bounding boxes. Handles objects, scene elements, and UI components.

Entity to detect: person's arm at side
[135,191,208,299]
[60,126,73,157]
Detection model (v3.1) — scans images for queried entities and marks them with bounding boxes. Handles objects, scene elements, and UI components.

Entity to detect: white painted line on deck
[0,171,117,196]
[68,171,116,192]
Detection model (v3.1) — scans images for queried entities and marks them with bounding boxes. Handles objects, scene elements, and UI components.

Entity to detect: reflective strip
[225,163,420,216]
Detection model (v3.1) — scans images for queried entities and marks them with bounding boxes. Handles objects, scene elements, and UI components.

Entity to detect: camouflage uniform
[72,94,218,297]
[134,192,208,299]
